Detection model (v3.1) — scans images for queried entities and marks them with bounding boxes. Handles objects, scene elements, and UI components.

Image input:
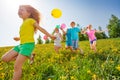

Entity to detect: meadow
[0,38,120,80]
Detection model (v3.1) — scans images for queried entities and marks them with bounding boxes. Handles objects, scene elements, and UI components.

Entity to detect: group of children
[1,5,107,80]
[53,22,107,54]
[53,22,83,54]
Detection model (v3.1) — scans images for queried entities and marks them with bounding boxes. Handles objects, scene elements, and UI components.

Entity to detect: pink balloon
[60,23,66,29]
[43,35,48,40]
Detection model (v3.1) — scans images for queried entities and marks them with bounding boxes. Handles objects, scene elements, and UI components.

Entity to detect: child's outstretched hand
[60,27,63,30]
[50,35,56,40]
[13,37,20,41]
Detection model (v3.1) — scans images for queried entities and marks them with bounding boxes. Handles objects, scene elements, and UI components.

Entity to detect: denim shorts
[72,40,79,50]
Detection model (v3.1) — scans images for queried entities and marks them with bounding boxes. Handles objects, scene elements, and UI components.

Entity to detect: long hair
[21,5,40,23]
[20,5,40,32]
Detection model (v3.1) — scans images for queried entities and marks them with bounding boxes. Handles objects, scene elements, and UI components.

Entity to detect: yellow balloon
[51,8,62,18]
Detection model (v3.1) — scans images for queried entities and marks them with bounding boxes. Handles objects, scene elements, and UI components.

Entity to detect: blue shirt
[66,28,72,42]
[71,27,80,40]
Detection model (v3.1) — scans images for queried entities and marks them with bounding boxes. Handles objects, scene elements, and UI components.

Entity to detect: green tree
[95,28,103,39]
[79,30,88,41]
[37,35,43,44]
[45,39,50,44]
[107,15,120,38]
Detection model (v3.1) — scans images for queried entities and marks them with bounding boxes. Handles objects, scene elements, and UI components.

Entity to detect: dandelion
[70,76,76,80]
[60,76,67,80]
[71,57,76,60]
[92,74,97,80]
[87,70,92,74]
[116,65,120,71]
[1,73,5,78]
[0,62,2,65]
[0,67,3,70]
[73,65,77,68]
[48,78,51,80]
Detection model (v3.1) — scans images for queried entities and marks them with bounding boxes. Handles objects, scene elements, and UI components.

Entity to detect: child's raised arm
[60,28,66,35]
[60,33,63,41]
[95,29,108,33]
[81,27,87,34]
[34,23,55,40]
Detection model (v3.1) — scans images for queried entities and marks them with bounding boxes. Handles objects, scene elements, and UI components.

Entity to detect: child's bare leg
[1,49,18,62]
[54,46,59,53]
[93,41,97,52]
[65,46,69,50]
[90,44,94,50]
[13,54,27,80]
[69,46,74,52]
[78,48,84,54]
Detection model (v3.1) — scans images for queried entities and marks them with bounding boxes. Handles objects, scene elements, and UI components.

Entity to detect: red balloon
[43,35,48,40]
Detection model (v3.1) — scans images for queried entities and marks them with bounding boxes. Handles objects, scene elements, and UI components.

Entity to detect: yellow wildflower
[116,65,120,71]
[1,73,5,78]
[87,70,92,74]
[70,76,76,80]
[60,76,67,80]
[0,67,3,70]
[92,74,97,80]
[48,78,51,80]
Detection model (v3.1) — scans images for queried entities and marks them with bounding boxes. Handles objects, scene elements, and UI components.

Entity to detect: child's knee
[1,56,9,62]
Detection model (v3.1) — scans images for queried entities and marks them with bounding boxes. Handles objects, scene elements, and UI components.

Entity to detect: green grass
[0,38,120,80]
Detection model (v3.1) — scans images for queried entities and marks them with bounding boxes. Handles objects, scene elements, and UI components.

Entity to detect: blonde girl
[1,5,54,80]
[82,24,106,52]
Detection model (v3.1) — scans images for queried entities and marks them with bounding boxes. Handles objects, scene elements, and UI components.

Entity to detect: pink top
[86,30,96,41]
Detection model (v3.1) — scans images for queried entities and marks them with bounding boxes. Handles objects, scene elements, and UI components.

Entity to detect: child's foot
[80,49,84,55]
[30,53,35,65]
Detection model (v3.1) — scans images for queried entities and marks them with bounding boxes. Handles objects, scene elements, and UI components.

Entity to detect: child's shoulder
[67,28,72,31]
[26,18,36,21]
[91,30,96,32]
[25,18,36,24]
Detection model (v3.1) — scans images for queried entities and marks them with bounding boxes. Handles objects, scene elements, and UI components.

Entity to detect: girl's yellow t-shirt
[19,18,36,44]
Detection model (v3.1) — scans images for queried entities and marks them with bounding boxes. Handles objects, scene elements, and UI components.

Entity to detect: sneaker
[30,53,35,65]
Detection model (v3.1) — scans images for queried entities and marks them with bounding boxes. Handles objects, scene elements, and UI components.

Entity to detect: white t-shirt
[54,32,62,46]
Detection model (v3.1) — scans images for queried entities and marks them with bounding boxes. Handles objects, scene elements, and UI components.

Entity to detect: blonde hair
[20,5,41,32]
[20,5,40,24]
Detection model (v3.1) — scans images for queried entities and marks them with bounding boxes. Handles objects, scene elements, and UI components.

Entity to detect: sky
[0,0,120,47]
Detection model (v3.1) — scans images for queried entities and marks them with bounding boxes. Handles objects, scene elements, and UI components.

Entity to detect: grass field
[0,38,120,80]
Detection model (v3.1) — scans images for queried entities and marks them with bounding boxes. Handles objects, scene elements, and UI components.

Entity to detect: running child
[53,27,63,53]
[82,24,107,52]
[70,21,83,54]
[1,5,55,80]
